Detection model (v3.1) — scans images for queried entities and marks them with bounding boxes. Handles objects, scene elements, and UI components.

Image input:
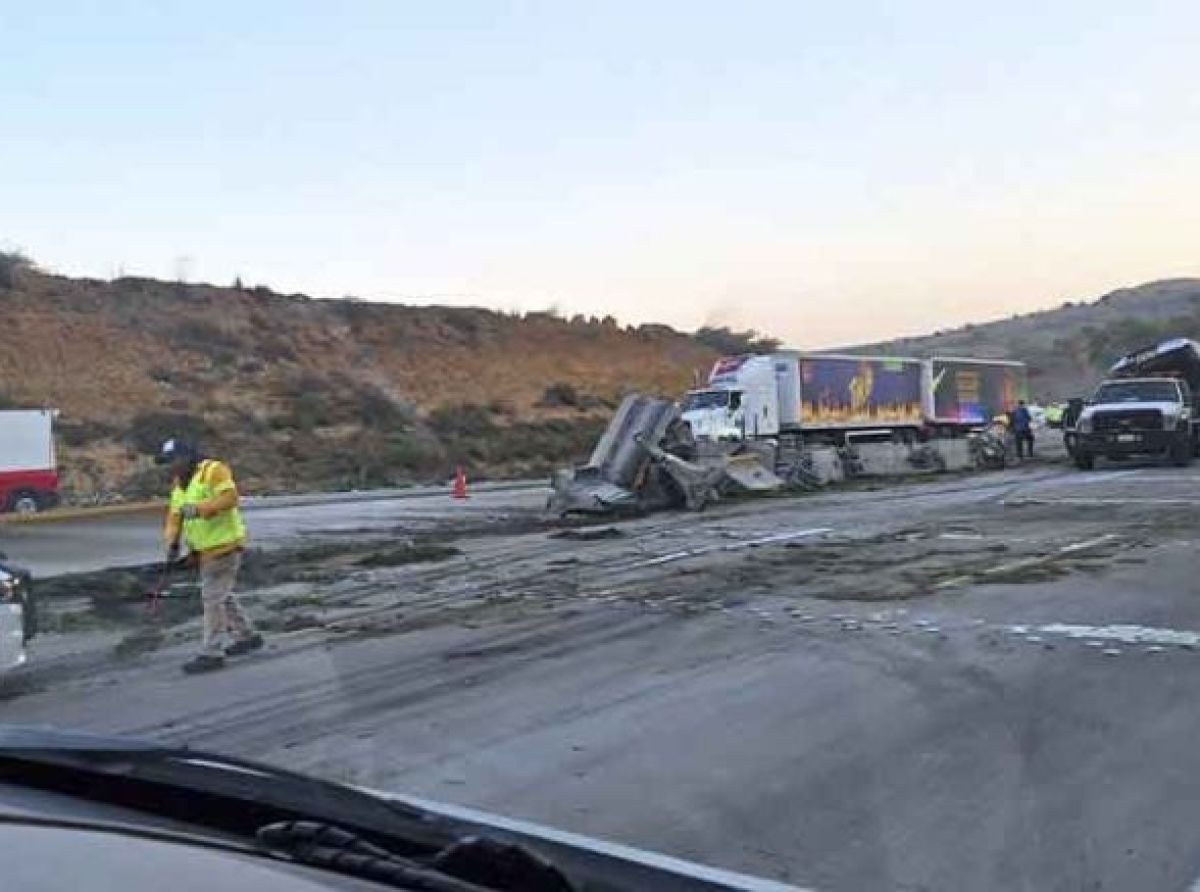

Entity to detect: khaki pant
[200,551,255,655]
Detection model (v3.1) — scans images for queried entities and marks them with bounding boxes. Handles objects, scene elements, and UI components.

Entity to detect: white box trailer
[682,353,1027,442]
[923,358,1029,428]
[0,409,60,513]
[684,353,926,440]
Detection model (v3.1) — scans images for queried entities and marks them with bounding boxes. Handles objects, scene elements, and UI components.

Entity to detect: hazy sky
[2,1,1198,347]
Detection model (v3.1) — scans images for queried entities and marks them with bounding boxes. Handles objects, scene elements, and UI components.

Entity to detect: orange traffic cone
[452,466,469,500]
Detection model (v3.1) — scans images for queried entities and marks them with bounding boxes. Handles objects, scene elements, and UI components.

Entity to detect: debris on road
[546,382,1035,519]
[1024,622,1200,649]
[549,527,625,542]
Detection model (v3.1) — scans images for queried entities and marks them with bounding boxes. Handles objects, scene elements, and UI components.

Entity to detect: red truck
[0,410,60,514]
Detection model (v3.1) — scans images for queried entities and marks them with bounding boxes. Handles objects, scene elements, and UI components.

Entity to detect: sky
[2,0,1198,348]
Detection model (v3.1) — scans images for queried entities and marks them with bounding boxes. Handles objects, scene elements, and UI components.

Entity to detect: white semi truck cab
[680,355,787,440]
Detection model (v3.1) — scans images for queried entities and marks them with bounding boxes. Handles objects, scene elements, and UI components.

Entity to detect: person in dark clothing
[1011,400,1034,459]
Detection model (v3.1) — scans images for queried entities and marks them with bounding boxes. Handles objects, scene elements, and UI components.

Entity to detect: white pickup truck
[1067,339,1200,471]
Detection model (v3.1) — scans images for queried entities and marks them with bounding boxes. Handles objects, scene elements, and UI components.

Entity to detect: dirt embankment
[0,264,717,499]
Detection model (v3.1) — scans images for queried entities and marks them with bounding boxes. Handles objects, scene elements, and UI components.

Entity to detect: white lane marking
[1002,467,1133,502]
[1003,497,1198,506]
[935,535,1116,589]
[1014,623,1200,648]
[1021,470,1143,488]
[739,528,834,548]
[624,528,833,570]
[1116,474,1200,483]
[1057,534,1119,554]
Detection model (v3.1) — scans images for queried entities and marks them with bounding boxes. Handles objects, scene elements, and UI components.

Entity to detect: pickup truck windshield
[681,391,731,411]
[1092,380,1180,403]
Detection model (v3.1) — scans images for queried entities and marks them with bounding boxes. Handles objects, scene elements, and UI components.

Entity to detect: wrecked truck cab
[547,395,683,517]
[548,394,783,518]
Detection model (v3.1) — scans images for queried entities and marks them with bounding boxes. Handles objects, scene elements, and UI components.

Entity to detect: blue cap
[156,438,195,465]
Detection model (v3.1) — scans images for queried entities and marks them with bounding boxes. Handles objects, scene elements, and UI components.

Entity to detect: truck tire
[1169,436,1193,468]
[1074,452,1095,471]
[7,490,42,515]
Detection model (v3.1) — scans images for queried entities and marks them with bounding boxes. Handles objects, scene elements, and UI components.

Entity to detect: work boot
[182,653,225,674]
[224,633,264,657]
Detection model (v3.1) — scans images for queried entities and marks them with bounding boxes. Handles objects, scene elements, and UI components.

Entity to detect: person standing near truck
[158,439,263,674]
[1011,400,1034,460]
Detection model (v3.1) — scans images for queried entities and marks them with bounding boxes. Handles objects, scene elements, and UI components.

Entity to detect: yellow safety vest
[170,460,247,557]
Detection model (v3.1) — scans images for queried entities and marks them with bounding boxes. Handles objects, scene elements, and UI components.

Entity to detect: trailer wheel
[1074,453,1095,471]
[7,491,42,515]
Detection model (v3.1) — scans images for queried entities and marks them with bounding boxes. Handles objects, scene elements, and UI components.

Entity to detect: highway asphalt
[7,460,1200,890]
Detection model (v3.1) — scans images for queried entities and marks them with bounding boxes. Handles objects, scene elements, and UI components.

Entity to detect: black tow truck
[1067,338,1200,471]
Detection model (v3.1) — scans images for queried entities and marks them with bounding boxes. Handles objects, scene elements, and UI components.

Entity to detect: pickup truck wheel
[8,491,42,515]
[1074,452,1095,471]
[1170,437,1193,467]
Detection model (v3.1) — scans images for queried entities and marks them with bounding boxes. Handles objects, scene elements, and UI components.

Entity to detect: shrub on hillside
[271,372,337,429]
[272,372,414,432]
[173,318,247,364]
[537,382,581,408]
[58,419,119,448]
[257,331,299,363]
[350,383,414,430]
[427,403,495,441]
[120,467,168,500]
[125,411,215,456]
[428,403,603,470]
[0,250,34,290]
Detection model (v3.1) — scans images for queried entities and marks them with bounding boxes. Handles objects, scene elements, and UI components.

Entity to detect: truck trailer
[926,357,1027,430]
[681,352,1026,443]
[0,410,60,513]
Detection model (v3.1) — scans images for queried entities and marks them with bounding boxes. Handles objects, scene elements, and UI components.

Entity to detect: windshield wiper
[0,729,574,891]
[257,820,573,892]
[0,739,444,850]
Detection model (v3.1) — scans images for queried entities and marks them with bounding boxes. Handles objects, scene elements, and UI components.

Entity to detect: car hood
[1082,400,1181,418]
[0,726,804,892]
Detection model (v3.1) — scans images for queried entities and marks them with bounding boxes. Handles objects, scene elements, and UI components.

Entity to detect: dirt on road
[19,460,1185,686]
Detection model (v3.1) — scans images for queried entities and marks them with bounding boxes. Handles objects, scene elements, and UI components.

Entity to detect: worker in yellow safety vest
[158,439,263,674]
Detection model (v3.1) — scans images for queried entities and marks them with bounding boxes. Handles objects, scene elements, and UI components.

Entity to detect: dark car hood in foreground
[0,726,804,892]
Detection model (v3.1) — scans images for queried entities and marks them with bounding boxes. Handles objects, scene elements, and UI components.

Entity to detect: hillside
[853,278,1200,400]
[7,250,1199,502]
[0,259,717,499]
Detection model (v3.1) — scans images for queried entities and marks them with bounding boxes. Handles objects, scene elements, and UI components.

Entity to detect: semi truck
[680,352,1026,443]
[0,410,60,514]
[1067,338,1200,470]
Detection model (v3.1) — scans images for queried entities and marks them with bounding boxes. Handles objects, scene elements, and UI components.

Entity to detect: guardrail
[0,501,162,525]
[0,479,548,525]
